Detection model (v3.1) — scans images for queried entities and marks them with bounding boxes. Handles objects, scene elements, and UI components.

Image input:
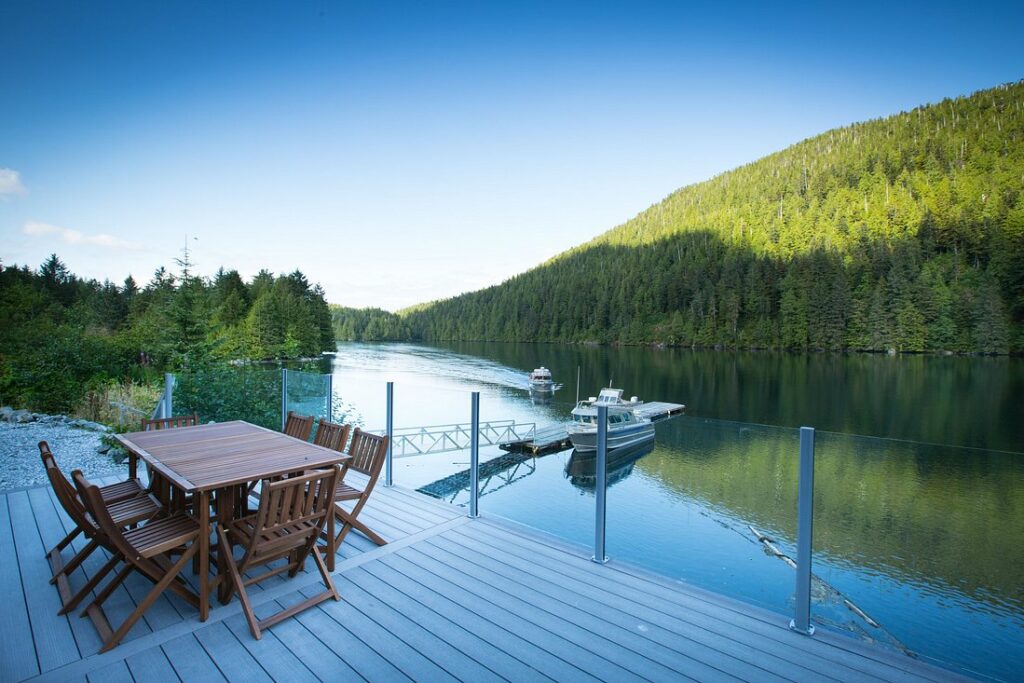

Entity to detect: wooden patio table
[114,420,349,621]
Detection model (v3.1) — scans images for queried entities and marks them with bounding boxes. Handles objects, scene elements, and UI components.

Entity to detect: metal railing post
[791,426,816,635]
[469,391,481,518]
[280,368,288,430]
[163,373,174,419]
[593,404,609,563]
[326,372,333,420]
[385,382,394,487]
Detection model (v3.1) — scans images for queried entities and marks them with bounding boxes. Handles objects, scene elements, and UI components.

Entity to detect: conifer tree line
[338,81,1022,353]
[0,255,334,412]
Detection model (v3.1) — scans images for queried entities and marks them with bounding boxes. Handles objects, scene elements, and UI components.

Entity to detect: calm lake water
[326,342,1023,681]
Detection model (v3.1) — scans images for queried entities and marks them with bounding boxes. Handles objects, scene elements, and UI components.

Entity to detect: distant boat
[567,388,655,452]
[528,366,554,392]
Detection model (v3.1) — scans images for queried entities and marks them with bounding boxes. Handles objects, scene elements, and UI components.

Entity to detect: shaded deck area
[1,474,969,682]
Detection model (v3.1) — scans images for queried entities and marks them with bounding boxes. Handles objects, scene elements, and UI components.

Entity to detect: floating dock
[633,401,686,422]
[500,424,572,454]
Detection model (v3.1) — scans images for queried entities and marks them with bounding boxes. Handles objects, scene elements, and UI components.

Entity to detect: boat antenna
[575,365,581,404]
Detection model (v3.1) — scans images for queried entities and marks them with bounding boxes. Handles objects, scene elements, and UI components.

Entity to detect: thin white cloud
[22,221,139,250]
[0,168,27,198]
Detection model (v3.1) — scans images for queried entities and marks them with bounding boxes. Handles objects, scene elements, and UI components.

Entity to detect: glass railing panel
[812,432,1024,681]
[285,369,331,423]
[604,415,801,615]
[173,367,283,430]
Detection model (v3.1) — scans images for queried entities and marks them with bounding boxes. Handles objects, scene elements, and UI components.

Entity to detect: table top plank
[114,421,348,492]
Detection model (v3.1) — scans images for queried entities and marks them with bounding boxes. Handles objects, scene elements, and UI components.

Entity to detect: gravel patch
[0,420,127,491]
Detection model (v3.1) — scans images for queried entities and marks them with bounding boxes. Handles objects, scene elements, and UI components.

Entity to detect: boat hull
[567,422,655,452]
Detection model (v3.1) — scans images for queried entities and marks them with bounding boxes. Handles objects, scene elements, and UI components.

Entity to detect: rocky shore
[0,407,127,491]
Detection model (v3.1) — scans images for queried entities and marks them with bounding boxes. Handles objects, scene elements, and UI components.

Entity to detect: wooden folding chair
[322,429,389,570]
[141,413,199,431]
[39,442,161,613]
[217,466,341,640]
[313,419,351,452]
[284,410,314,441]
[73,470,200,653]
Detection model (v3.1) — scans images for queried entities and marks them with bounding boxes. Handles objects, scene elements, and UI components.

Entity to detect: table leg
[326,506,335,572]
[217,487,235,604]
[198,490,210,621]
[128,452,137,481]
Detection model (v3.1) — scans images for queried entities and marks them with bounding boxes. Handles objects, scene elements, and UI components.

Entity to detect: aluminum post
[385,382,394,487]
[790,426,816,635]
[163,373,174,419]
[326,372,334,421]
[469,392,481,518]
[593,404,609,563]
[281,368,288,431]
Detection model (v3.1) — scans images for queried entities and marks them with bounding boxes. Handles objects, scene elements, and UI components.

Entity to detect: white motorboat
[567,388,655,452]
[528,366,554,391]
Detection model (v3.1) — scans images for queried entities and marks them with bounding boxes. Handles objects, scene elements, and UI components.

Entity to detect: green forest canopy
[0,255,334,413]
[335,80,1024,353]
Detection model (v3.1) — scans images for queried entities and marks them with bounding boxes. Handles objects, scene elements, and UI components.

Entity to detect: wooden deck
[0,473,971,683]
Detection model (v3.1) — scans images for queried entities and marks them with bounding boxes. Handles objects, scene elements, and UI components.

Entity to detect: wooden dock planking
[1,474,973,683]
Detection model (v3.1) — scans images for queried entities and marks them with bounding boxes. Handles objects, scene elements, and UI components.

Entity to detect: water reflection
[564,441,654,490]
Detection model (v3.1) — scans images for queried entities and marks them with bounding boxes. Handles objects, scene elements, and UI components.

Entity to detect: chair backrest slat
[313,420,350,452]
[284,411,314,441]
[255,468,339,535]
[141,413,199,431]
[39,442,96,533]
[347,429,389,480]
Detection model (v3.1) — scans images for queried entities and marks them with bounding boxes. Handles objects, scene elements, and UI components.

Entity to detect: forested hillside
[0,255,334,412]
[404,81,1024,353]
[330,305,411,342]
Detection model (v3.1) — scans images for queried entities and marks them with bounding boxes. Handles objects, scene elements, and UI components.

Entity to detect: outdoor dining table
[114,420,350,620]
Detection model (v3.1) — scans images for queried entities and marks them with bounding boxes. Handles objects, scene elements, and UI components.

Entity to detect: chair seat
[99,479,146,504]
[334,481,364,501]
[123,514,200,558]
[108,494,161,527]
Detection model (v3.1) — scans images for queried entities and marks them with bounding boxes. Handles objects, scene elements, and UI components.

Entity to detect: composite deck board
[84,659,134,683]
[25,487,106,654]
[293,579,461,683]
[7,490,81,672]
[161,633,228,682]
[0,494,40,683]
[348,563,559,682]
[465,518,947,683]
[383,553,621,682]
[124,646,180,683]
[219,613,320,683]
[191,622,273,683]
[426,533,790,683]
[249,599,361,681]
[2,478,972,683]
[327,571,506,683]
[441,523,842,681]
[395,545,721,683]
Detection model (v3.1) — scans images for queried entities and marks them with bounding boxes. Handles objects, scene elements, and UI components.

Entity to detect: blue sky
[2,1,1022,310]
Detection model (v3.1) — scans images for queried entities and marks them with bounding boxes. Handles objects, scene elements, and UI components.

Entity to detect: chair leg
[333,503,387,548]
[60,553,120,616]
[217,525,261,640]
[46,527,81,559]
[98,543,198,653]
[81,563,133,617]
[51,539,99,584]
